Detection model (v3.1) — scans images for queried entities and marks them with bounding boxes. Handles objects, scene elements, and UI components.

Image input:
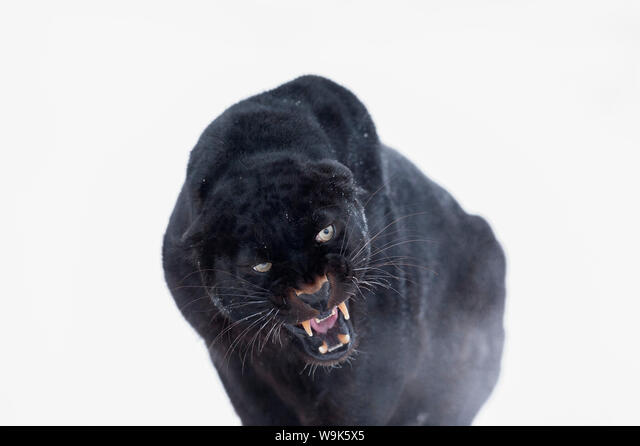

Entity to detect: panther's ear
[309,159,354,185]
[309,159,367,202]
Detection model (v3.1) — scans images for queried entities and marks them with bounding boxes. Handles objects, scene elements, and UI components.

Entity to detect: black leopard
[162,75,506,425]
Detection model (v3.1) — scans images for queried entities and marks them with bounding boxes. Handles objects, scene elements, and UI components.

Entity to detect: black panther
[162,75,506,425]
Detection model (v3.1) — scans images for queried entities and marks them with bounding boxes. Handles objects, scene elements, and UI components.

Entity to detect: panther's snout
[284,273,355,362]
[292,274,351,324]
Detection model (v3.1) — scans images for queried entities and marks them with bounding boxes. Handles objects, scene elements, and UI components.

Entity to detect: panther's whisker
[361,172,401,211]
[212,285,271,294]
[260,310,281,352]
[367,238,437,258]
[178,295,210,312]
[349,211,430,262]
[242,309,276,368]
[211,292,271,301]
[222,301,271,310]
[356,276,402,296]
[227,310,274,365]
[198,268,272,293]
[369,261,439,276]
[207,310,268,351]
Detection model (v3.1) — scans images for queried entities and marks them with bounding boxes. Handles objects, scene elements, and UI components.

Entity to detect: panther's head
[181,153,371,365]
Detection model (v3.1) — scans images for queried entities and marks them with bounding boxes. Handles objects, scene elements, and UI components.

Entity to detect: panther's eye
[252,262,272,273]
[315,224,335,243]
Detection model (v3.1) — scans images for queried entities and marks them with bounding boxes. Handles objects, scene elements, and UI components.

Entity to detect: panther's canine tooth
[301,320,313,337]
[319,342,328,354]
[338,302,350,320]
[337,333,350,345]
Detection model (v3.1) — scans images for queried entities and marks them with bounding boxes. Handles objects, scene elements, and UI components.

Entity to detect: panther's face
[184,155,370,365]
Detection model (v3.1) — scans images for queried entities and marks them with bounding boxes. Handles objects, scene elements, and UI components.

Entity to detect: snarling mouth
[285,300,355,363]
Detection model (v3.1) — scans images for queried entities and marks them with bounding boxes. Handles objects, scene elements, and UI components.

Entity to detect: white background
[1,1,639,425]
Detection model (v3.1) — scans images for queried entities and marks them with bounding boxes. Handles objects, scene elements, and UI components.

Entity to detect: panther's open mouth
[284,300,355,363]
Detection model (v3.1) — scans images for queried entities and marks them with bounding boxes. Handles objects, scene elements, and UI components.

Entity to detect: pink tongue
[310,310,338,334]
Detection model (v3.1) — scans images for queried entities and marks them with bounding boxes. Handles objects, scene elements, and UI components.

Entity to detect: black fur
[162,75,506,425]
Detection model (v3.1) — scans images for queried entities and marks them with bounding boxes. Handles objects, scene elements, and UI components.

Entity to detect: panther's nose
[294,274,328,296]
[293,275,330,310]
